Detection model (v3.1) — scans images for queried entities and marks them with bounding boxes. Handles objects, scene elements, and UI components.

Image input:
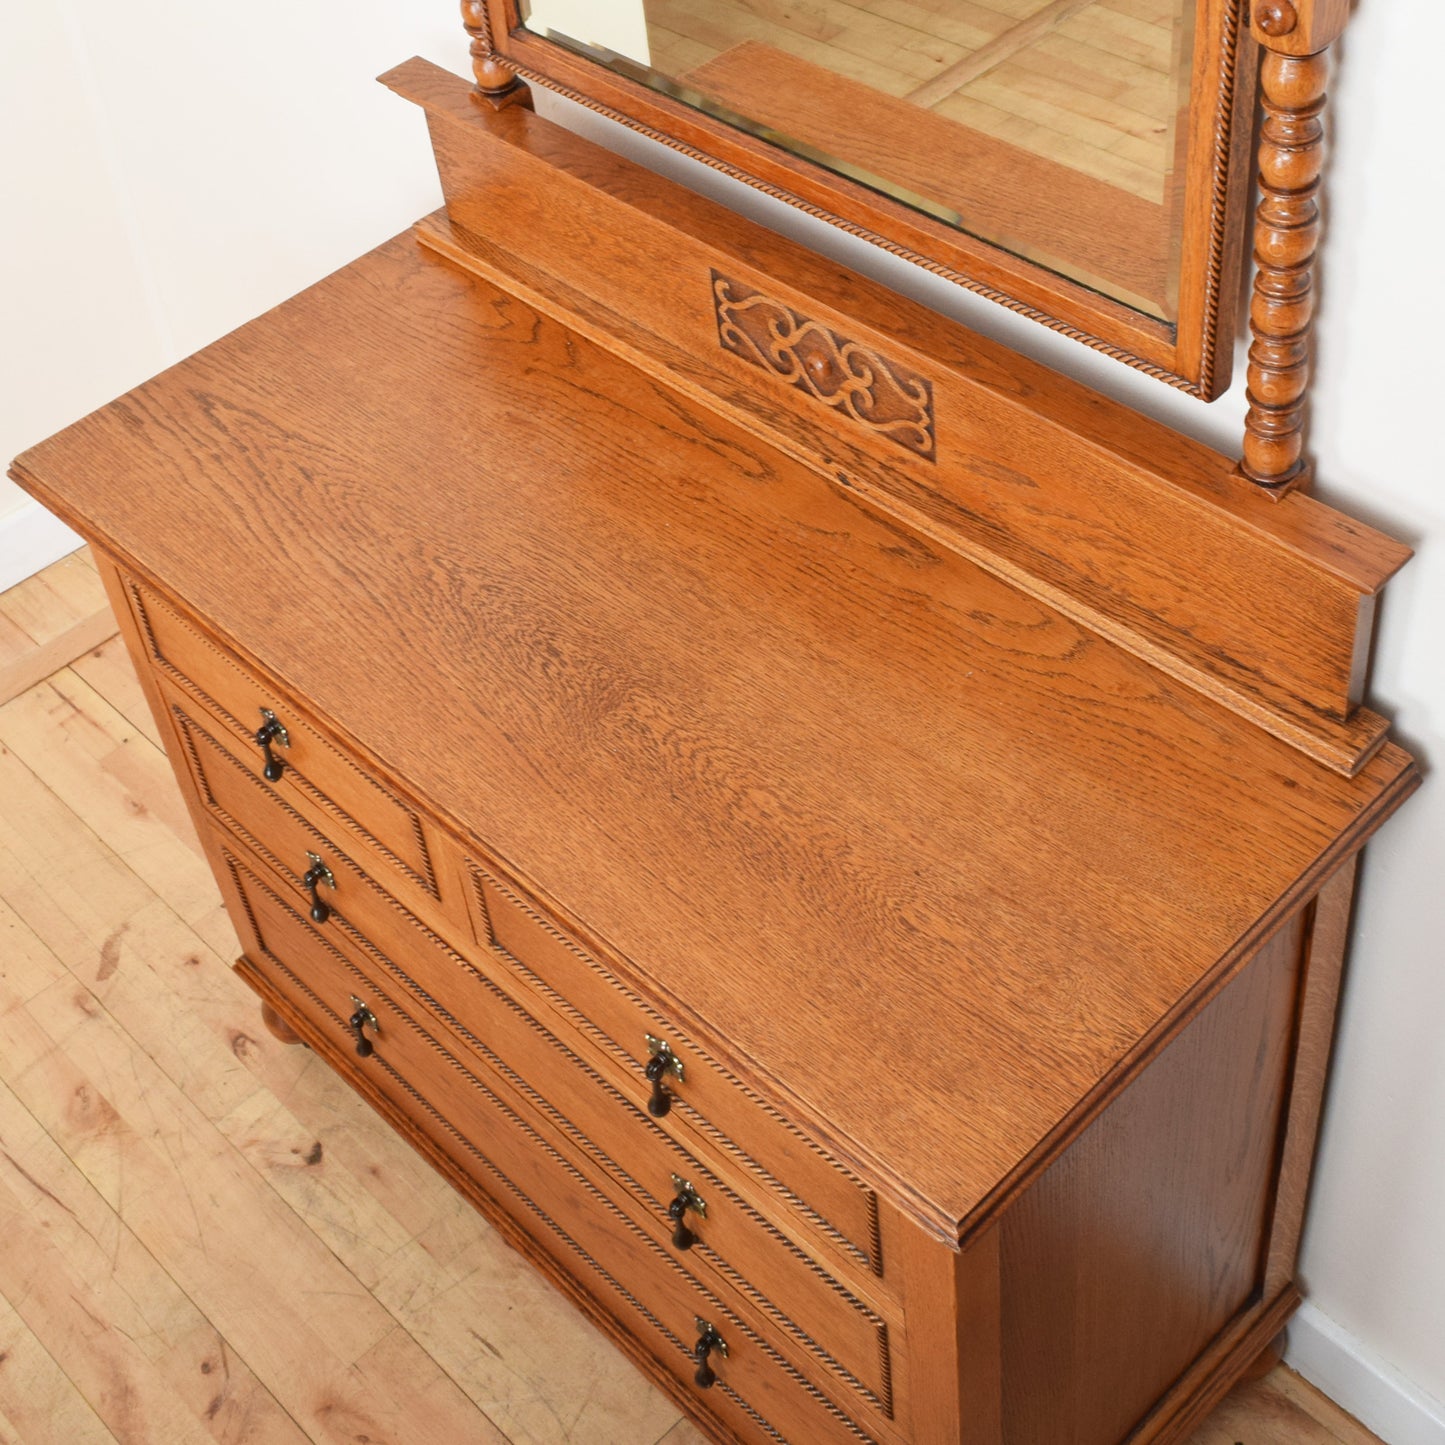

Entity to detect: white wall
[5,2,1442,1436]
[1,1,461,584]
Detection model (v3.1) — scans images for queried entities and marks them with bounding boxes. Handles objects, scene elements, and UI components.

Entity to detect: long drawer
[177,690,898,1422]
[466,862,884,1279]
[225,846,882,1445]
[124,575,447,913]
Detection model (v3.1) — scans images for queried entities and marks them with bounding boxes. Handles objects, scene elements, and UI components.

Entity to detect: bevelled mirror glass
[484,0,1258,397]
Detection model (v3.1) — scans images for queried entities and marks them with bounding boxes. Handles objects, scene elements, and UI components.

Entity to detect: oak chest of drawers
[11,65,1418,1444]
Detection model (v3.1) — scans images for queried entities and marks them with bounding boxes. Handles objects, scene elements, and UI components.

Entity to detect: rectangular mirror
[482,0,1259,396]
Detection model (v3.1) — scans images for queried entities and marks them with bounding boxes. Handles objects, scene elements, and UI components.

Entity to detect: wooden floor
[0,550,1385,1445]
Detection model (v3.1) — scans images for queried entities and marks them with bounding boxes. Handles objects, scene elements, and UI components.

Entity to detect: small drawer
[227,851,880,1445]
[170,702,463,993]
[466,862,884,1282]
[125,576,442,906]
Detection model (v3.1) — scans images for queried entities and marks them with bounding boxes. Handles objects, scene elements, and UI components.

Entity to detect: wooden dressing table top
[14,231,1416,1240]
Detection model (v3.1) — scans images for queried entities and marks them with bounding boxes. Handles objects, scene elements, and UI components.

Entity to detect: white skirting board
[0,499,83,595]
[1289,1303,1445,1445]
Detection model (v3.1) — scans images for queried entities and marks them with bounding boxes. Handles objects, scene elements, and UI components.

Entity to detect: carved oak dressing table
[10,4,1418,1442]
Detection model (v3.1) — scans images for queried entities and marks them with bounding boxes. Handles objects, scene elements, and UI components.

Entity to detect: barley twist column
[1240,46,1326,492]
[1238,0,1348,496]
[460,0,528,103]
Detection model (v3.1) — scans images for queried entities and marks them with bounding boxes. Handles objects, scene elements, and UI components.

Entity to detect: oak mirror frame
[474,0,1261,399]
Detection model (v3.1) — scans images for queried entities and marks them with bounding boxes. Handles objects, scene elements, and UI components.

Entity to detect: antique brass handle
[254,707,290,781]
[666,1175,706,1251]
[348,995,379,1058]
[644,1034,683,1118]
[691,1318,727,1389]
[301,851,336,924]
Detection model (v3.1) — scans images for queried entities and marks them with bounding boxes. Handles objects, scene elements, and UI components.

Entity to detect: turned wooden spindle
[460,0,530,105]
[1238,0,1352,496]
[1239,46,1327,494]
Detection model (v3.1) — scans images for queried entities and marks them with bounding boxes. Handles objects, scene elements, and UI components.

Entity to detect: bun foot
[261,1001,307,1047]
[1241,1328,1288,1383]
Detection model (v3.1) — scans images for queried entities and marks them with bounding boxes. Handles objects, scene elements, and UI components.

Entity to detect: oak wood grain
[382,63,1404,771]
[998,917,1302,1443]
[10,231,1418,1241]
[1262,857,1358,1297]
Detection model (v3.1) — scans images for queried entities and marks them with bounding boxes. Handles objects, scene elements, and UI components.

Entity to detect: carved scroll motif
[712,272,936,461]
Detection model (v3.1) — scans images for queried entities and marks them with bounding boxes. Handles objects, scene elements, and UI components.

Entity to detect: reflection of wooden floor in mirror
[646,0,1185,202]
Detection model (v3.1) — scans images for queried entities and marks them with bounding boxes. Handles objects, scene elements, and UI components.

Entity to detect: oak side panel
[1262,858,1358,1296]
[94,547,234,879]
[94,549,173,745]
[997,915,1304,1445]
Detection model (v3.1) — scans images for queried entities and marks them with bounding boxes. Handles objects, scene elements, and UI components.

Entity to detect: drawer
[194,743,898,1423]
[424,972,899,1424]
[305,862,895,1421]
[170,702,465,992]
[226,850,881,1445]
[467,862,884,1280]
[125,575,443,907]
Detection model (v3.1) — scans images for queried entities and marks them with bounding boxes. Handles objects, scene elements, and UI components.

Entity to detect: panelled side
[995,914,1306,1445]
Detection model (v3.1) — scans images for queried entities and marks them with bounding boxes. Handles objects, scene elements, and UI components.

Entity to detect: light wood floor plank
[0,551,104,654]
[69,634,164,751]
[0,611,118,710]
[0,672,234,955]
[0,1151,222,1445]
[0,958,492,1443]
[0,963,308,1445]
[0,1293,119,1445]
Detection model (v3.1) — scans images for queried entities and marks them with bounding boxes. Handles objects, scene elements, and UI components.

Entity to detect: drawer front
[226,850,881,1445]
[125,576,441,904]
[318,868,895,1421]
[170,702,464,990]
[423,976,899,1424]
[468,863,883,1280]
[188,722,897,1422]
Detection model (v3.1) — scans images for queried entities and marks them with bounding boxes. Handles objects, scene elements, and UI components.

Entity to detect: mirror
[483,0,1259,396]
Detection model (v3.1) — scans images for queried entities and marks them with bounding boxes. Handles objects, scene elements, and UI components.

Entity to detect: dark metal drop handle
[348,997,379,1059]
[692,1321,726,1390]
[302,861,332,923]
[645,1052,674,1117]
[254,715,287,781]
[668,1192,696,1251]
